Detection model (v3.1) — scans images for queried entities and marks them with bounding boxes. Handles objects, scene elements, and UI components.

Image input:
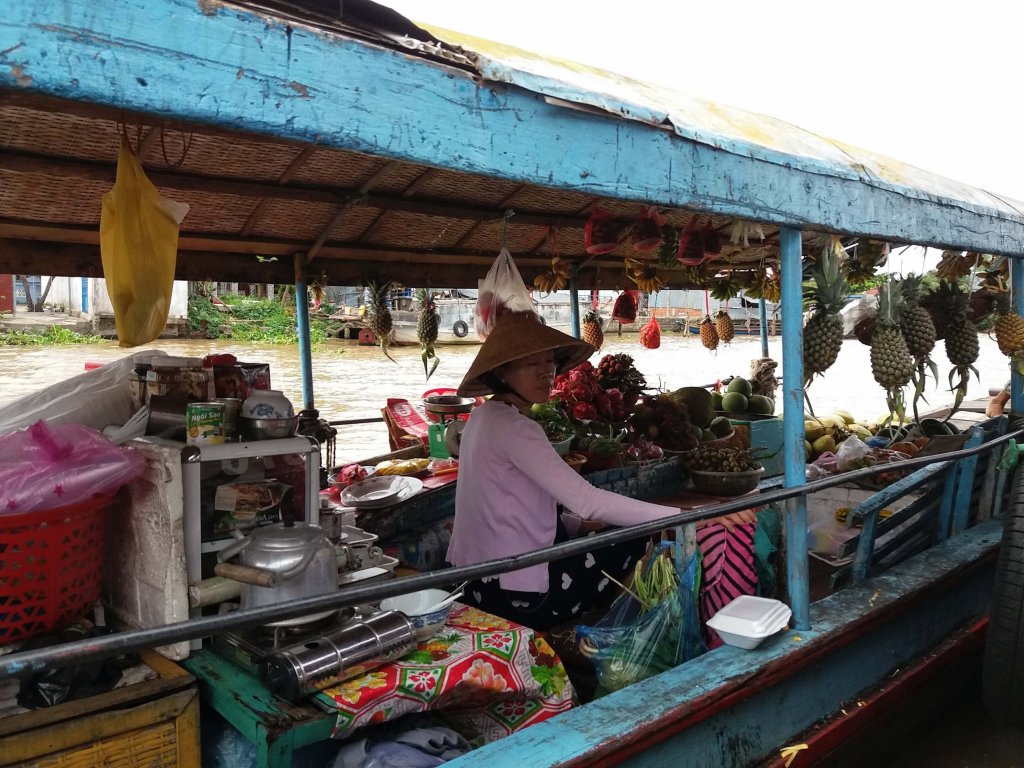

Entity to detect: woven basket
[690,467,763,497]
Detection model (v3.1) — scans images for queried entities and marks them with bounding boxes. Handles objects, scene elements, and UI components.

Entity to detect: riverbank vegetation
[187,292,336,344]
[0,326,104,346]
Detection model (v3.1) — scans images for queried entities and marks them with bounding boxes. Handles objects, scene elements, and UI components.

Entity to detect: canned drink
[186,401,226,445]
[213,397,242,441]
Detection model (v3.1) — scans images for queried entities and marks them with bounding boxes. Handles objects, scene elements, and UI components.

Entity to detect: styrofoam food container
[706,595,792,650]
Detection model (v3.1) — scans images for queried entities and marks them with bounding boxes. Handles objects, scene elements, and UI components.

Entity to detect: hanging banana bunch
[626,259,665,293]
[935,250,984,282]
[710,274,741,302]
[847,239,889,284]
[533,254,571,293]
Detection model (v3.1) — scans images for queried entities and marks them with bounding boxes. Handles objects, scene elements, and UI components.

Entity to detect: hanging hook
[501,209,516,250]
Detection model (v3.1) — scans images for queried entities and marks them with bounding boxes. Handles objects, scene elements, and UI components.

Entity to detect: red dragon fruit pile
[552,360,630,423]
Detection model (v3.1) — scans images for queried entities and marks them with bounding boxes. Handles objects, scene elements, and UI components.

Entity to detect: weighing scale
[422,395,475,458]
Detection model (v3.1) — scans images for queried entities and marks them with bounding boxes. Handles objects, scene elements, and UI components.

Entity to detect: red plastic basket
[0,494,112,645]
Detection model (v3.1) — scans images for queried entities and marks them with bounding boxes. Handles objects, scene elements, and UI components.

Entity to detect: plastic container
[705,595,792,650]
[0,495,112,645]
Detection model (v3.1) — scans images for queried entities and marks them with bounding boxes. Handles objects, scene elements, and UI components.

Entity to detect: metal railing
[0,427,1018,678]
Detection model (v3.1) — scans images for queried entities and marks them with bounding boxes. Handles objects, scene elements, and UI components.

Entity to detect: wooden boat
[3,1,1024,765]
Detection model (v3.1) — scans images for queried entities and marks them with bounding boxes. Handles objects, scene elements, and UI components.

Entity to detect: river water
[0,330,1010,463]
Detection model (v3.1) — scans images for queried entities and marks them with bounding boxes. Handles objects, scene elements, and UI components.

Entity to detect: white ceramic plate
[341,475,423,509]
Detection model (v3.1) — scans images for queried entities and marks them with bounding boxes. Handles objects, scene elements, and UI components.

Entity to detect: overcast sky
[380,0,1024,204]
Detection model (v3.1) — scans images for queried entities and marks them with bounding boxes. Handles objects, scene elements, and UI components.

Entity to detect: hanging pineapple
[932,280,980,414]
[699,314,719,351]
[898,275,937,360]
[367,280,396,362]
[871,279,915,423]
[992,291,1024,359]
[417,288,440,380]
[714,308,734,344]
[802,237,848,386]
[582,310,604,350]
[898,274,939,421]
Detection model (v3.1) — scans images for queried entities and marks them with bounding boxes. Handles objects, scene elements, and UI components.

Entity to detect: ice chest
[728,416,783,478]
[706,595,792,649]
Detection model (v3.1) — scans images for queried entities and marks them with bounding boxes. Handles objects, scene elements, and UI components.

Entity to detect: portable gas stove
[212,565,393,674]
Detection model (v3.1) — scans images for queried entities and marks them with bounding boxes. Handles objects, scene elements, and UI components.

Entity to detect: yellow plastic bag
[100,137,189,347]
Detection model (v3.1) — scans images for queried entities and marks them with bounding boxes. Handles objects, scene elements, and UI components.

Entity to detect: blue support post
[759,298,769,358]
[779,227,809,630]
[1012,257,1024,414]
[294,253,315,411]
[951,426,984,535]
[569,264,581,339]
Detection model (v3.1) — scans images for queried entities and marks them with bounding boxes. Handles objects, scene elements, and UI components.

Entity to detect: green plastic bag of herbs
[576,538,705,695]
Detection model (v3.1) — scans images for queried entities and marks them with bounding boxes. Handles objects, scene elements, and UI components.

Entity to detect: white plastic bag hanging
[473,247,537,339]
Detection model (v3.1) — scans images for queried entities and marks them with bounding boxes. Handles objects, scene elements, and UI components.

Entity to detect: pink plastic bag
[0,420,146,515]
[474,248,538,340]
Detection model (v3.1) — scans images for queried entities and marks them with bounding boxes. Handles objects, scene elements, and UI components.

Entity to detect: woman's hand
[987,391,1010,417]
[699,508,758,531]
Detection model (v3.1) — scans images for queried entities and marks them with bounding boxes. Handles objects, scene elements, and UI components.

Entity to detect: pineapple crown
[900,273,924,305]
[935,279,970,316]
[876,279,905,327]
[583,309,601,323]
[994,289,1013,315]
[811,238,848,314]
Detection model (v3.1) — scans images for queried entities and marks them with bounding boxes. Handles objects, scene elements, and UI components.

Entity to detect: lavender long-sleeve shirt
[446,400,680,593]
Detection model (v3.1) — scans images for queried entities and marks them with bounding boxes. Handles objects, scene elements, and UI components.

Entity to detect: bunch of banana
[935,250,984,282]
[710,275,741,301]
[627,263,665,293]
[534,254,572,293]
[533,269,566,293]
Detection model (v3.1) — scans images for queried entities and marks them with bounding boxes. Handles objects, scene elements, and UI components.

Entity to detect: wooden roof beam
[0,150,590,229]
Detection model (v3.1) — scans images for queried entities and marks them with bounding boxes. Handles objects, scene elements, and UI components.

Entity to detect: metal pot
[214,516,338,626]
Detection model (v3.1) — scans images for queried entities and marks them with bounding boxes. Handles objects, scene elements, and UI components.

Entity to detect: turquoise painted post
[779,227,809,630]
[569,264,581,338]
[758,298,769,357]
[1012,257,1024,414]
[294,254,315,410]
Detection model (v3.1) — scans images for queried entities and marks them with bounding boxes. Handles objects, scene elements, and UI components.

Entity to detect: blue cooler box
[728,416,784,478]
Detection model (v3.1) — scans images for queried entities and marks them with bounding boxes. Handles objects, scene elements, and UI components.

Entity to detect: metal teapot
[214,510,339,625]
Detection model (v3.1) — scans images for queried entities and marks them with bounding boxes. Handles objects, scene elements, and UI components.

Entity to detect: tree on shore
[16,275,54,312]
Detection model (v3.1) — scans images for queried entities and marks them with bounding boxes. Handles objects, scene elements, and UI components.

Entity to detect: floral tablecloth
[313,604,575,744]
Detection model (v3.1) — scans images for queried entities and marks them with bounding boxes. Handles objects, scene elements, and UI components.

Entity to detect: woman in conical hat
[446,312,684,630]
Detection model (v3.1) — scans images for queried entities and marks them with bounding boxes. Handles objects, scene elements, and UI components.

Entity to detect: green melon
[748,394,774,415]
[726,377,753,397]
[671,386,715,428]
[721,392,748,413]
[710,416,733,437]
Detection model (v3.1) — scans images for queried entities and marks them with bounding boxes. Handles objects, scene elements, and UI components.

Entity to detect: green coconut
[710,416,733,437]
[748,394,775,415]
[726,377,753,397]
[721,392,749,413]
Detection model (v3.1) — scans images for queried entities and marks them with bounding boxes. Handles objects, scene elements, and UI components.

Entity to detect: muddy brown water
[0,332,1011,463]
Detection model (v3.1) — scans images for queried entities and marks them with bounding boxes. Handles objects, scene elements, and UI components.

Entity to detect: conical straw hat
[457,312,595,397]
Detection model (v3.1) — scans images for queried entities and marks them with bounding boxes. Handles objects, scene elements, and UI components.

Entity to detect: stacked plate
[340,475,424,509]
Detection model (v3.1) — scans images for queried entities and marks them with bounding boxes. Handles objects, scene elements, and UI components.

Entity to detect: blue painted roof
[422,24,1024,221]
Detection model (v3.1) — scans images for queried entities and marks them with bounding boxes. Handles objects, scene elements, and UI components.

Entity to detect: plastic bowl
[689,467,763,497]
[239,415,299,441]
[379,588,455,641]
